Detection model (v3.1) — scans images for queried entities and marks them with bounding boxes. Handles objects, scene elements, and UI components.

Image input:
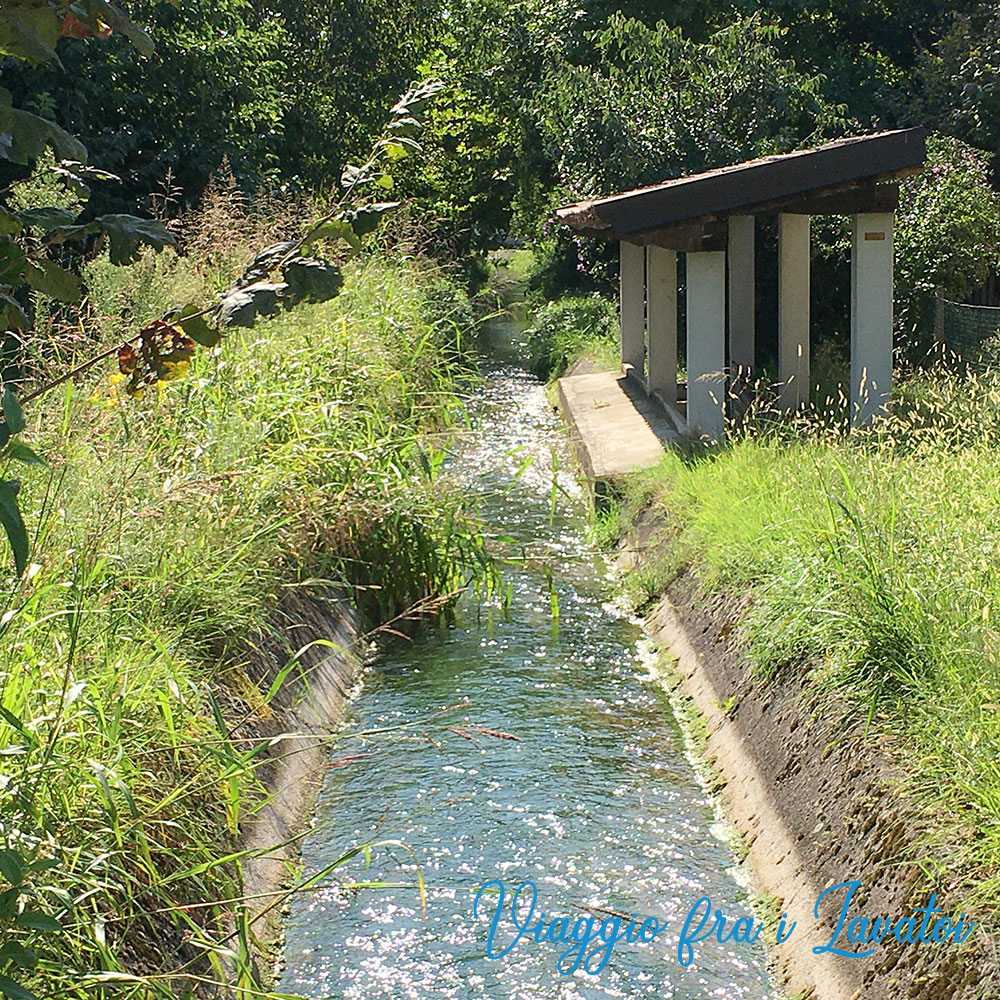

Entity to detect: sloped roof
[556,128,926,241]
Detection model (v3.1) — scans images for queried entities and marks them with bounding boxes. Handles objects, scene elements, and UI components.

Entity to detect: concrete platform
[557,370,678,491]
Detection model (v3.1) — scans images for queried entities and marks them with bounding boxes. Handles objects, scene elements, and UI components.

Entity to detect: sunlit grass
[523,295,620,379]
[0,245,492,998]
[616,365,1000,913]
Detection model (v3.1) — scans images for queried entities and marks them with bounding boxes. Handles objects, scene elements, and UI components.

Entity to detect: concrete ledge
[557,369,677,492]
[238,591,363,982]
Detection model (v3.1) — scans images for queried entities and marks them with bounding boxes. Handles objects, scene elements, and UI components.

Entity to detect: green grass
[613,366,1000,914]
[0,234,491,998]
[523,294,620,379]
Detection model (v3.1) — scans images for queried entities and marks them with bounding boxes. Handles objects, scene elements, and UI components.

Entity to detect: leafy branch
[0,6,442,583]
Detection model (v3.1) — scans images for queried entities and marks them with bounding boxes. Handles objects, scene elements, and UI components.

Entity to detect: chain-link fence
[936,296,1000,370]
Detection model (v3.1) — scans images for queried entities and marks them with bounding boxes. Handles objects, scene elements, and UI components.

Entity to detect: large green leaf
[0,7,61,66]
[81,0,155,57]
[13,911,60,933]
[0,942,36,970]
[51,160,121,198]
[340,163,368,190]
[304,219,360,252]
[237,240,297,286]
[0,848,23,886]
[217,282,285,329]
[0,973,37,1000]
[0,480,27,576]
[381,139,419,162]
[0,242,26,286]
[171,303,221,348]
[46,214,174,264]
[16,207,78,233]
[24,259,82,303]
[348,202,401,238]
[388,116,423,138]
[390,79,445,118]
[97,214,174,265]
[0,211,21,238]
[282,257,343,304]
[43,222,95,247]
[4,442,45,467]
[0,91,87,166]
[0,293,26,331]
[2,385,25,435]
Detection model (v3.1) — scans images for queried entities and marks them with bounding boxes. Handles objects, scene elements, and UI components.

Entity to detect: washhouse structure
[556,128,927,442]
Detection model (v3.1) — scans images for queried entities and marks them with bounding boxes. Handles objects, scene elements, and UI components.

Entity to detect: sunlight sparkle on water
[282,360,775,1000]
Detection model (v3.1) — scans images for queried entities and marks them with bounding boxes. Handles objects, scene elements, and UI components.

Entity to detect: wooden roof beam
[556,128,924,237]
[623,220,728,253]
[758,181,899,216]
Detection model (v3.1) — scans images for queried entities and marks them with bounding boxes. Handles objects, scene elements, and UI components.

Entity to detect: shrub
[895,134,1000,351]
[524,294,619,379]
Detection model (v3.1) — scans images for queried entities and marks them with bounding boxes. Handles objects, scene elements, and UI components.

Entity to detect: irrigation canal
[280,321,775,999]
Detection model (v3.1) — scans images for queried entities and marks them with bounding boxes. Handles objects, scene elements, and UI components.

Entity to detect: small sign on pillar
[850,212,895,425]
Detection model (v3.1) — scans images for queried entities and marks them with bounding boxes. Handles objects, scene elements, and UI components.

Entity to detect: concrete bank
[617,521,995,1000]
[553,359,993,998]
[233,590,365,980]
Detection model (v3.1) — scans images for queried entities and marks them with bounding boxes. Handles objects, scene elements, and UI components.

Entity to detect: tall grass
[616,366,1000,912]
[523,295,620,379]
[0,203,491,998]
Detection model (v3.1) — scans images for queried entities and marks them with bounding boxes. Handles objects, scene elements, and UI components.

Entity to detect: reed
[612,363,1000,916]
[0,205,492,998]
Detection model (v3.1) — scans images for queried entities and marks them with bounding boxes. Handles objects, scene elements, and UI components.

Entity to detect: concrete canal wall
[236,590,364,978]
[615,514,995,1000]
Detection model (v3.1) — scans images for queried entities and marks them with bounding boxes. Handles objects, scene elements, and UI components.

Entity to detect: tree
[525,13,845,294]
[895,134,1000,345]
[918,5,1000,165]
[275,0,444,186]
[1,0,289,215]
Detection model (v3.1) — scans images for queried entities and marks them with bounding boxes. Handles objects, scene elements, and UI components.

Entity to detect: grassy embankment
[0,198,489,998]
[533,295,1000,916]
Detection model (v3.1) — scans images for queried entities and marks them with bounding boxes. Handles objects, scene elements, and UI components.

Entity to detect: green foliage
[524,295,618,379]
[895,135,1000,343]
[727,0,974,123]
[412,6,846,266]
[1,0,288,210]
[276,1,447,188]
[0,248,489,998]
[538,14,842,199]
[0,11,179,456]
[0,842,62,1000]
[918,4,1000,159]
[0,59,443,574]
[0,1,448,210]
[618,366,1000,910]
[529,12,846,292]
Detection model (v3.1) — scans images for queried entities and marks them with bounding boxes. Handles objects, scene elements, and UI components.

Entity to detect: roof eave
[555,127,926,240]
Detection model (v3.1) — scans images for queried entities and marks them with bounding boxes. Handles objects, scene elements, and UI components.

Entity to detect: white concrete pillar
[850,212,894,425]
[686,251,727,442]
[728,215,755,373]
[778,213,811,409]
[619,241,645,377]
[646,246,677,406]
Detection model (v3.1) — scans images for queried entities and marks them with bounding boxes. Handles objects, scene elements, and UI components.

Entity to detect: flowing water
[281,322,775,1000]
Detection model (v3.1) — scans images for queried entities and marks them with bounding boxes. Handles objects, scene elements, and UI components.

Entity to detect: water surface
[281,343,774,1000]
